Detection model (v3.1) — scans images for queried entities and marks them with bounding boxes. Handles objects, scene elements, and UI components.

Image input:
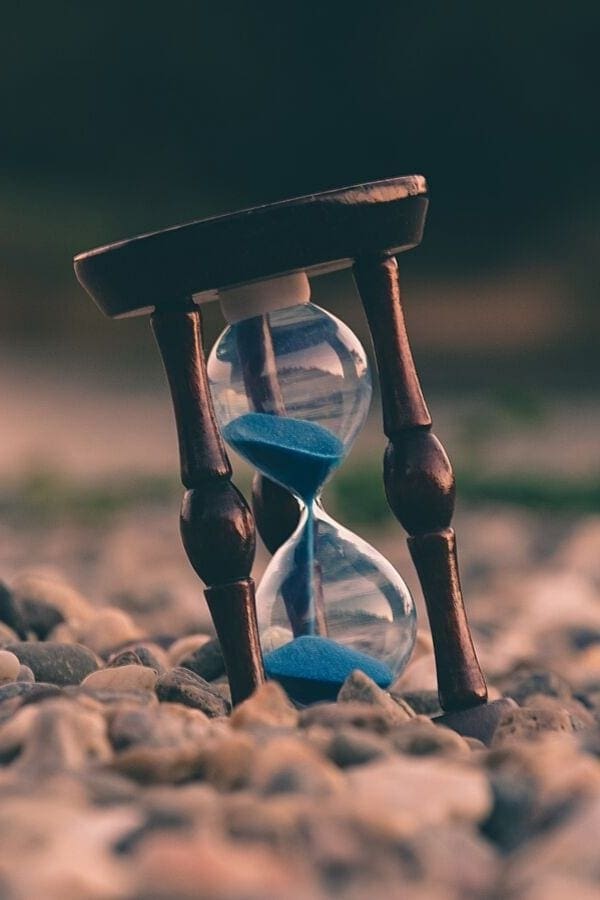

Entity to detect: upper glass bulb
[207,278,372,502]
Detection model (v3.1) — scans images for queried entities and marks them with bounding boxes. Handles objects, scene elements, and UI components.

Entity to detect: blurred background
[0,2,598,616]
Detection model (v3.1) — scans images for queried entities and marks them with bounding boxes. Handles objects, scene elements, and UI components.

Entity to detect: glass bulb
[207,290,416,703]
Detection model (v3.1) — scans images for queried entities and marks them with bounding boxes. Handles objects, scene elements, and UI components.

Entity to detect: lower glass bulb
[257,504,416,704]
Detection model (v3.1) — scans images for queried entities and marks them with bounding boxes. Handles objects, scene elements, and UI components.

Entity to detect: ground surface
[0,503,598,900]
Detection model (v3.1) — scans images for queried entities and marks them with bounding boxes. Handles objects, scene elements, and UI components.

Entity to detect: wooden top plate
[74,175,428,318]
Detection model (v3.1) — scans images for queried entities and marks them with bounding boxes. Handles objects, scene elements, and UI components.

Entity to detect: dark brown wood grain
[152,304,265,703]
[353,254,487,713]
[73,176,428,318]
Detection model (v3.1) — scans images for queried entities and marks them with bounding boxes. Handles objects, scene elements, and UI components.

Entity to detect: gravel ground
[0,507,598,899]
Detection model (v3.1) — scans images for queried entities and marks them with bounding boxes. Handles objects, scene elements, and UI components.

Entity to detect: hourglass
[74,176,513,741]
[206,275,416,703]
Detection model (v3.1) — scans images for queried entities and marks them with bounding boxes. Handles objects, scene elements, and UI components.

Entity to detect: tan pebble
[465,737,487,751]
[168,634,211,666]
[338,669,415,725]
[492,706,573,746]
[16,664,35,683]
[82,664,157,692]
[11,571,95,623]
[78,608,144,656]
[230,681,298,730]
[347,755,492,831]
[0,650,20,683]
[252,736,345,796]
[0,622,19,644]
[200,730,256,790]
[390,719,471,757]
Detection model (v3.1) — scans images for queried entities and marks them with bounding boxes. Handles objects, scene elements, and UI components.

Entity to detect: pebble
[492,706,574,745]
[108,702,209,752]
[198,728,257,791]
[126,643,169,674]
[230,681,298,730]
[252,736,345,797]
[81,664,158,693]
[521,692,595,732]
[0,650,20,683]
[4,642,98,685]
[503,667,574,704]
[135,834,314,900]
[178,637,225,681]
[156,667,230,717]
[68,608,144,657]
[393,688,442,716]
[325,726,391,768]
[106,649,143,668]
[16,664,35,683]
[338,669,415,725]
[10,572,95,634]
[0,621,19,644]
[167,633,211,667]
[0,581,27,637]
[300,701,403,734]
[0,681,62,707]
[11,698,112,777]
[389,718,471,757]
[347,755,492,832]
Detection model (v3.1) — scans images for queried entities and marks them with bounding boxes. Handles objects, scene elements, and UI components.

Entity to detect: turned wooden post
[151,301,265,704]
[353,255,487,712]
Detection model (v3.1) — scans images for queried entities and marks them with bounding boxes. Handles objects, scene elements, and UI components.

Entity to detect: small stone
[0,621,19,644]
[168,633,211,667]
[110,703,210,783]
[135,834,312,900]
[230,681,298,730]
[15,664,35,683]
[156,667,230,717]
[465,737,486,751]
[252,736,344,796]
[503,667,574,705]
[77,689,158,708]
[0,650,20,683]
[5,642,98,686]
[0,681,62,707]
[0,580,27,637]
[522,692,595,732]
[10,572,95,625]
[81,665,158,693]
[347,755,492,831]
[492,706,573,745]
[126,643,168,674]
[179,637,225,681]
[11,698,112,777]
[326,726,390,768]
[73,608,144,657]
[110,702,208,749]
[390,718,471,757]
[338,669,415,726]
[106,649,143,668]
[480,770,537,851]
[300,701,399,734]
[199,728,257,790]
[393,689,442,716]
[260,625,292,653]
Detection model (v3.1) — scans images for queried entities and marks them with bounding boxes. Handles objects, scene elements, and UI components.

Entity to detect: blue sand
[222,412,344,503]
[264,635,393,702]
